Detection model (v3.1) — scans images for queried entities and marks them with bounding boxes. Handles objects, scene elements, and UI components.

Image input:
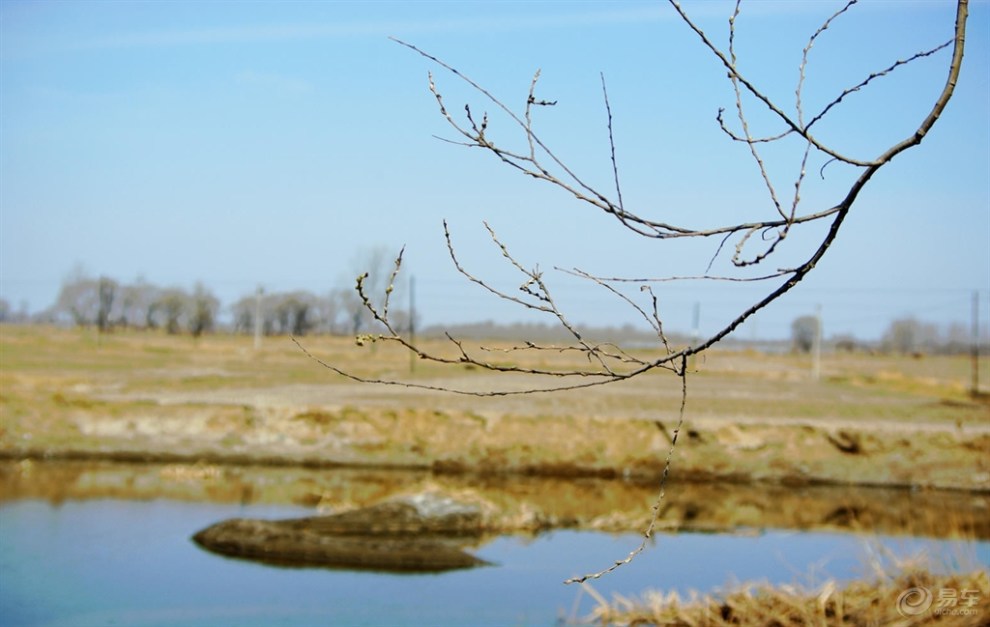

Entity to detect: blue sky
[1,0,987,340]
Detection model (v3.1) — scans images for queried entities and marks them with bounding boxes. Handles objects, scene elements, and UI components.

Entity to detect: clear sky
[1,0,987,340]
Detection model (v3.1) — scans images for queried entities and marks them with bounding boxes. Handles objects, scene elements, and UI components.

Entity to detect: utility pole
[409,275,416,373]
[691,302,701,345]
[811,304,822,382]
[972,290,980,397]
[689,302,700,370]
[254,285,264,351]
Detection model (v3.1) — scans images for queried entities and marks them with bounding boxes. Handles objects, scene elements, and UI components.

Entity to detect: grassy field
[1,325,988,490]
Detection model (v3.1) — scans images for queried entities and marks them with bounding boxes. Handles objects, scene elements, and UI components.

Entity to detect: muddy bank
[3,327,987,492]
[4,460,988,540]
[4,403,988,491]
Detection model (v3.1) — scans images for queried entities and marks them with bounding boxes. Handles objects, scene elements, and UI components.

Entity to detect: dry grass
[2,325,988,490]
[585,567,989,626]
[1,324,986,410]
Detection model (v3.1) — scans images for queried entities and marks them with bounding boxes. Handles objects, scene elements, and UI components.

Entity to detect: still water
[2,498,986,627]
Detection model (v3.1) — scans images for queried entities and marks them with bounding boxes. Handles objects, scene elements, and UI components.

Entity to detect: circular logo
[896,586,934,617]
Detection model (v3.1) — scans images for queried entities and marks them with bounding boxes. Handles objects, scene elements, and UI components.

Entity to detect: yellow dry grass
[586,568,989,626]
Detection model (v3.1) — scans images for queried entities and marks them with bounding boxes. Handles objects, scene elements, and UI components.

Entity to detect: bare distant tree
[231,289,326,336]
[791,315,820,354]
[944,321,973,354]
[116,278,160,329]
[188,283,220,338]
[230,295,257,335]
[231,292,281,336]
[881,317,940,355]
[298,0,970,582]
[317,290,347,335]
[96,276,117,334]
[54,274,99,327]
[152,288,188,335]
[340,246,400,335]
[0,299,33,325]
[274,291,317,336]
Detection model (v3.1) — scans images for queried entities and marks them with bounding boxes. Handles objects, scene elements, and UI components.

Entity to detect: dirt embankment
[5,400,988,491]
[2,327,987,491]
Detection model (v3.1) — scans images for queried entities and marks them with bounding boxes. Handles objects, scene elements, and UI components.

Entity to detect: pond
[1,462,987,626]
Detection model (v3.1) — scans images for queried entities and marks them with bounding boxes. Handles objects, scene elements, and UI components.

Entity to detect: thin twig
[564,354,689,585]
[601,73,625,215]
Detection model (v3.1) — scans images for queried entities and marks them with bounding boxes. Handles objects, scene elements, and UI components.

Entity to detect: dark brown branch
[411,35,850,254]
[293,3,967,585]
[669,0,877,168]
[805,40,954,132]
[303,0,966,397]
[673,0,968,362]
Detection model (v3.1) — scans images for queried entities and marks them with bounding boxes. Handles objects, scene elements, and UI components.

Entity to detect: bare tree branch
[296,0,968,583]
[301,0,968,398]
[565,354,688,585]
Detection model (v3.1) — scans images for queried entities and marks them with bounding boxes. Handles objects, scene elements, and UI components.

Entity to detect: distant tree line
[877,317,979,356]
[0,271,982,354]
[38,273,221,337]
[419,320,691,346]
[229,286,413,338]
[2,270,412,338]
[790,314,985,356]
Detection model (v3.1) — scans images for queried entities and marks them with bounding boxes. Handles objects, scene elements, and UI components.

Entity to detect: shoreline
[2,443,989,494]
[4,402,988,492]
[4,458,988,541]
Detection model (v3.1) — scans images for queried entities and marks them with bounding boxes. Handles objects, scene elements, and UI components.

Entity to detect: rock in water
[192,491,493,572]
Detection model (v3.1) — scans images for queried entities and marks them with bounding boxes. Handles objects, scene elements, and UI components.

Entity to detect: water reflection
[2,459,987,539]
[1,498,986,627]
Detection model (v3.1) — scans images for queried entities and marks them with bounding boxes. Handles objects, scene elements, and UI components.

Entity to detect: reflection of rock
[6,460,988,541]
[192,491,493,572]
[302,492,489,536]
